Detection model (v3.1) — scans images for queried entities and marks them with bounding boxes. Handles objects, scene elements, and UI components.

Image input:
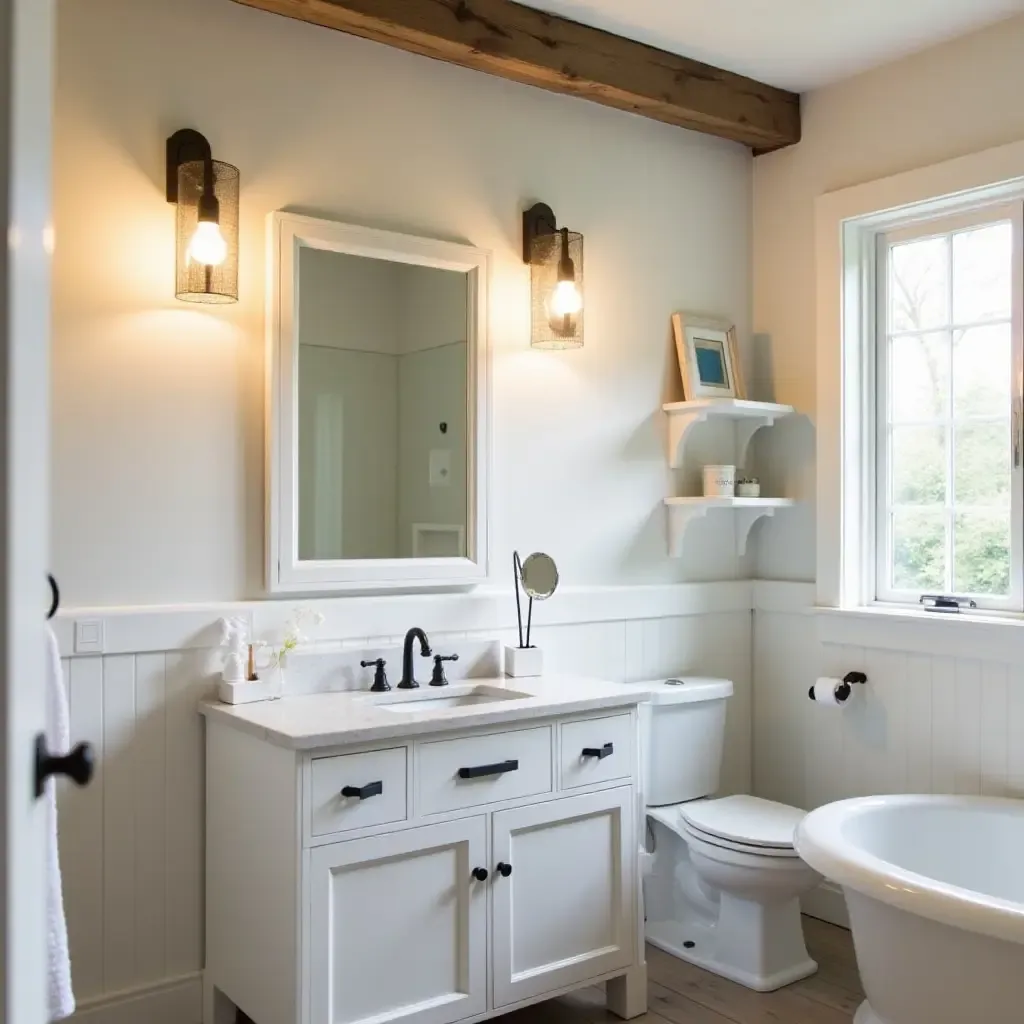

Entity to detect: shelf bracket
[666,503,785,557]
[666,411,709,469]
[735,417,776,471]
[666,407,788,469]
[733,506,780,557]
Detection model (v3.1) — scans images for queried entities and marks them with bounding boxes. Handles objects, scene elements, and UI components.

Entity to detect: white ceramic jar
[702,465,736,497]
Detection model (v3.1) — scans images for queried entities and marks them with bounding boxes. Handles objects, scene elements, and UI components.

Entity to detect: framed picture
[672,312,746,400]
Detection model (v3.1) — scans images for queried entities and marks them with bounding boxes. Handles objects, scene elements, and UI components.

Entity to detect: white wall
[398,264,468,354]
[397,343,468,556]
[298,248,403,354]
[751,13,1024,580]
[52,0,753,608]
[298,346,398,559]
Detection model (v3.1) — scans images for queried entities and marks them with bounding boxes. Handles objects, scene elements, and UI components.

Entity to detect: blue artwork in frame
[694,339,729,388]
[672,312,745,401]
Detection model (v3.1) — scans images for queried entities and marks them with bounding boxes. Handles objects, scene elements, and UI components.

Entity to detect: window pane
[890,236,949,332]
[891,426,946,504]
[952,221,1012,325]
[952,323,1011,417]
[892,509,946,591]
[890,332,949,422]
[954,420,1010,506]
[954,511,1010,596]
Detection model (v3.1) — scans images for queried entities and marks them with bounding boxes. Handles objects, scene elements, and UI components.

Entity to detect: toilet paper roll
[810,677,853,707]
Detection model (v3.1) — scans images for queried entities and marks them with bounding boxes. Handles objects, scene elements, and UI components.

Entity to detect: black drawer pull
[582,743,614,760]
[458,759,519,780]
[341,781,383,800]
[496,862,512,877]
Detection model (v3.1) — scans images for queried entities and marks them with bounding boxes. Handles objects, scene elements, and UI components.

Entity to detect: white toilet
[636,677,821,992]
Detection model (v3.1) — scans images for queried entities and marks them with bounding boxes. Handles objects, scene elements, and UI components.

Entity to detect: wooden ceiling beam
[230,0,801,152]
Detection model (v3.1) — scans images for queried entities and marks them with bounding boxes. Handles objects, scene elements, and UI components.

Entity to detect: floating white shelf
[664,496,795,557]
[662,399,794,469]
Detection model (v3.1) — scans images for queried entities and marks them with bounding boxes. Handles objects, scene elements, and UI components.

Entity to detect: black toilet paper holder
[808,671,867,702]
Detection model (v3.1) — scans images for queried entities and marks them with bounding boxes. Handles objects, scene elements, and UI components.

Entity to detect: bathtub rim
[795,794,1024,945]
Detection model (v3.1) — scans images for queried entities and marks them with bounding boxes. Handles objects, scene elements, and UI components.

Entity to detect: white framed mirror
[266,212,490,593]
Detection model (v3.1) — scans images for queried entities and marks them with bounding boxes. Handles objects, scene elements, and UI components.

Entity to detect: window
[875,205,1024,610]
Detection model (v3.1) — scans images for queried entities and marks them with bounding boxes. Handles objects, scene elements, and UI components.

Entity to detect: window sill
[814,604,1024,661]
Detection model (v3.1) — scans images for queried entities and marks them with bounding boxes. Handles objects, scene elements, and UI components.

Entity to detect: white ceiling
[515,0,1024,92]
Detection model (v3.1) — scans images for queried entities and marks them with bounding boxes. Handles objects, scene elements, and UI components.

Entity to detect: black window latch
[920,594,978,614]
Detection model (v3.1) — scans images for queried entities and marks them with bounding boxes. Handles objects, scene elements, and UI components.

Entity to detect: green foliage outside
[889,338,1010,598]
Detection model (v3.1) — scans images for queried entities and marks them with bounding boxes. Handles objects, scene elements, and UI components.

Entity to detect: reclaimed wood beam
[230,0,801,152]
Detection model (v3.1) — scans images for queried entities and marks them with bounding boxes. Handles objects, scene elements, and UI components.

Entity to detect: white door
[491,787,635,1007]
[310,817,488,1024]
[0,0,57,1021]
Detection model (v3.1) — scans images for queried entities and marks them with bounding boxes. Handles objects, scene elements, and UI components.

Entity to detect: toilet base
[646,915,818,992]
[854,1002,885,1024]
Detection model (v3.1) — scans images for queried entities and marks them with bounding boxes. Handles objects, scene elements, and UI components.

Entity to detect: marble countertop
[199,675,649,750]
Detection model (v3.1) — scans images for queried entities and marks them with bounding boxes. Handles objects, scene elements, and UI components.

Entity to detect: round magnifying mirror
[520,552,559,600]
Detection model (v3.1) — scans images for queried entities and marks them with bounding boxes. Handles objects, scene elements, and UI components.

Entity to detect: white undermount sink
[373,684,532,713]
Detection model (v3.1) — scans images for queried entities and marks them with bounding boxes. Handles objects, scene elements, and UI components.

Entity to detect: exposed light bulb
[187,220,227,266]
[550,279,582,317]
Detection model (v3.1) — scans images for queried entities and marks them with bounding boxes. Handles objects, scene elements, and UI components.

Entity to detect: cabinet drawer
[418,727,552,814]
[559,714,634,790]
[310,747,407,837]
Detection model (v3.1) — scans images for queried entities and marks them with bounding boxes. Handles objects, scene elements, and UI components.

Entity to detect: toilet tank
[634,677,733,806]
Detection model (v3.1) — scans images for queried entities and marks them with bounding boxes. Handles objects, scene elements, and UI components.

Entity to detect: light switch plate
[429,448,452,487]
[74,619,104,655]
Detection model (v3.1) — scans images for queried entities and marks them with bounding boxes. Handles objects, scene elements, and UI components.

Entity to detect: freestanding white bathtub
[796,795,1024,1024]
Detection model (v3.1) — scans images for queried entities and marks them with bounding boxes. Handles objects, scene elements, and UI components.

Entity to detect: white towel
[45,625,74,1021]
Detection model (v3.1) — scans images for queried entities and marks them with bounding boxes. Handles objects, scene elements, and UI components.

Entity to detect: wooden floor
[502,918,865,1024]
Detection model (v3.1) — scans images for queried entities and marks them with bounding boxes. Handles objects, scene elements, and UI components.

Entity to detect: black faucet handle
[430,653,460,687]
[361,658,390,692]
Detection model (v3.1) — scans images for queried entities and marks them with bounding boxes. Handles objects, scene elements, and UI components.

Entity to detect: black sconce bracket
[522,202,558,263]
[166,128,213,203]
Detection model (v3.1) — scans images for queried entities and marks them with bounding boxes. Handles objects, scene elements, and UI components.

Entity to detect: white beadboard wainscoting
[56,582,753,1024]
[752,581,1024,925]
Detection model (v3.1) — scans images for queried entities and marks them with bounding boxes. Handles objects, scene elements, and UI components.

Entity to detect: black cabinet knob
[34,735,94,799]
[496,862,512,878]
[471,867,489,881]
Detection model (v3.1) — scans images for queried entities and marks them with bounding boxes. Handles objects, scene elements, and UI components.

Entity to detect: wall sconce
[166,128,239,304]
[522,202,583,349]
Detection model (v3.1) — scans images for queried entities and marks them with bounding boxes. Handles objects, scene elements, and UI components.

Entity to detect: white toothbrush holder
[505,645,544,678]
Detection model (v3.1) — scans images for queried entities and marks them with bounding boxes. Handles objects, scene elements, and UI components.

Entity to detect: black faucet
[398,628,432,689]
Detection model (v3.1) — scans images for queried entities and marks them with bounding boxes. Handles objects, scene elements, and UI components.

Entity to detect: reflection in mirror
[297,248,469,561]
[520,552,559,599]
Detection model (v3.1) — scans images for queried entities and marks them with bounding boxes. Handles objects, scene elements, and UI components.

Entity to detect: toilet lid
[679,795,804,850]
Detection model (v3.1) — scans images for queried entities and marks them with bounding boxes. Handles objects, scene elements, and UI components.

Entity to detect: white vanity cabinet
[203,707,647,1024]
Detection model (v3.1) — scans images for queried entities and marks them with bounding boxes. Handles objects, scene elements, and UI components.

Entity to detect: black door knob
[471,867,489,881]
[34,735,94,798]
[496,862,512,877]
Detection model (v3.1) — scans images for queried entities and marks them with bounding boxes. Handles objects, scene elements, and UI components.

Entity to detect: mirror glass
[297,248,469,561]
[520,552,559,599]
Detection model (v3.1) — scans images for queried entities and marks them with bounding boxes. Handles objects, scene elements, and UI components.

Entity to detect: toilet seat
[678,795,804,856]
[680,820,801,859]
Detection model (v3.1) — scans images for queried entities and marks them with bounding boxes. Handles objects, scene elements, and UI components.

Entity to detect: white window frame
[815,138,1024,616]
[872,204,1024,611]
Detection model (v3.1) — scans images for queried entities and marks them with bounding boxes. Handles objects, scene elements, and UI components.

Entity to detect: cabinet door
[491,788,635,1007]
[310,817,488,1024]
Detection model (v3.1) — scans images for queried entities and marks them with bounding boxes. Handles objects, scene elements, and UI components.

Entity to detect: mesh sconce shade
[523,203,583,349]
[167,129,239,304]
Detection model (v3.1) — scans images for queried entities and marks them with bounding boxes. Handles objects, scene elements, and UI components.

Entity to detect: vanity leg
[203,978,238,1024]
[606,964,648,1019]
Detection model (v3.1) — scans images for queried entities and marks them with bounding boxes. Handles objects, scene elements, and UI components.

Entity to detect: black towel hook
[47,574,59,620]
